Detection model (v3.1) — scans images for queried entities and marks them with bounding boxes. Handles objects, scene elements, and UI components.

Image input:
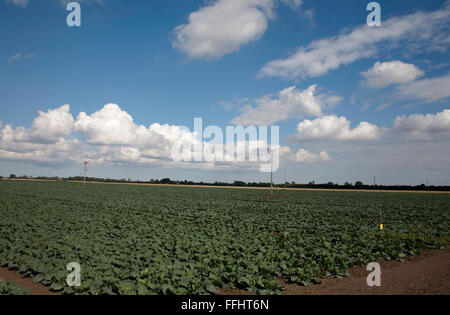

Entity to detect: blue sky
[1,0,449,185]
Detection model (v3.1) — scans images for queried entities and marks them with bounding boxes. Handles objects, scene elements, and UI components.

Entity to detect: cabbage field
[0,181,449,295]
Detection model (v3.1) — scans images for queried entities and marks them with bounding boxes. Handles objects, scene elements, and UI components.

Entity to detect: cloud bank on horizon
[1,103,449,171]
[0,103,332,171]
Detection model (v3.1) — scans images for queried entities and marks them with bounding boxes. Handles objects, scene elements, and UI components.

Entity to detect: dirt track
[283,247,450,295]
[0,268,60,295]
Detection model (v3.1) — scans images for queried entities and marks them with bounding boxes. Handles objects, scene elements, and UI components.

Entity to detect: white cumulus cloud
[293,148,331,163]
[361,61,425,88]
[0,105,74,145]
[73,103,200,162]
[392,109,450,139]
[28,104,74,143]
[294,115,383,141]
[171,0,274,60]
[231,85,323,125]
[74,103,147,146]
[171,0,308,60]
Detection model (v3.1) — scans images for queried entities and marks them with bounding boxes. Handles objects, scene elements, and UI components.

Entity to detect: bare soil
[0,267,61,295]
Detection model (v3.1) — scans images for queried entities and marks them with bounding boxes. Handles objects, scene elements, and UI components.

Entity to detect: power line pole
[83,161,88,185]
[270,146,273,197]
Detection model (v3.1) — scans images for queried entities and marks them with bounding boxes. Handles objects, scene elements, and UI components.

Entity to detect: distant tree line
[3,175,449,191]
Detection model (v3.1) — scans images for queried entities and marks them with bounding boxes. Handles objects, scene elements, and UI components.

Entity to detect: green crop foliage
[0,181,448,295]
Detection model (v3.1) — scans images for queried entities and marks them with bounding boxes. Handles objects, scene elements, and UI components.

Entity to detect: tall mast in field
[83,161,88,185]
[270,146,273,197]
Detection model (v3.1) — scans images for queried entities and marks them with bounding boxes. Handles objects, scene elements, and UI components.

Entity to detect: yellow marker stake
[380,224,384,230]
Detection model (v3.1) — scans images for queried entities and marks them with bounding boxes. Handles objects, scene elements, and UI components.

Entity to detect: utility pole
[83,161,88,185]
[374,176,376,186]
[270,146,273,197]
[284,172,287,190]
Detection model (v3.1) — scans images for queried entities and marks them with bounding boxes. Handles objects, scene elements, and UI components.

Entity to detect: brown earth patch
[0,266,61,295]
